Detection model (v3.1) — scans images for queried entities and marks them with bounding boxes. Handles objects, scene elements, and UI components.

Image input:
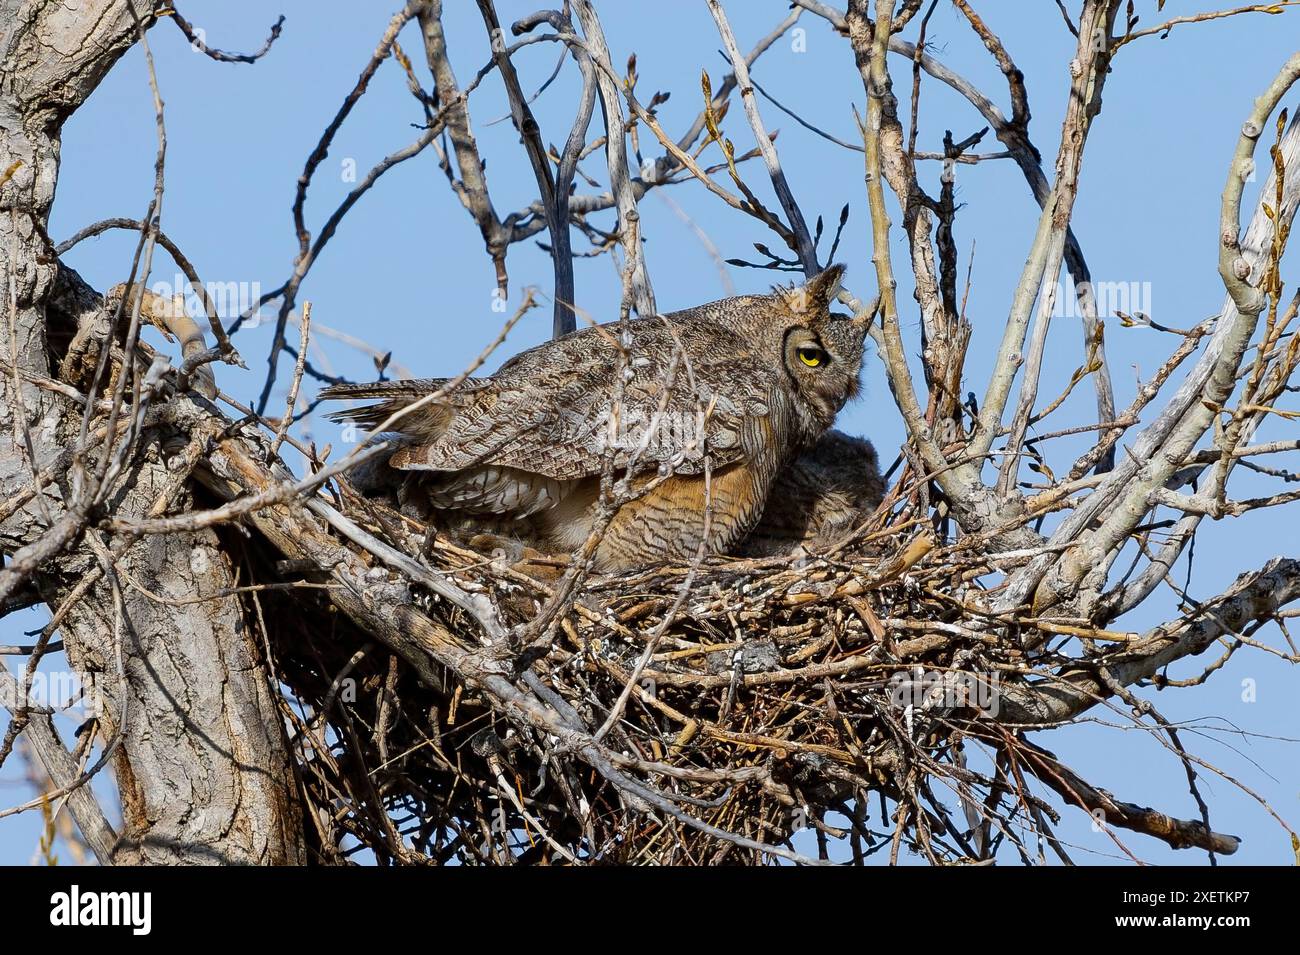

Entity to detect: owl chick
[322,265,866,572]
[740,429,884,557]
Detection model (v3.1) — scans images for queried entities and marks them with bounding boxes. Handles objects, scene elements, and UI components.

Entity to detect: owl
[322,265,867,572]
[740,429,884,557]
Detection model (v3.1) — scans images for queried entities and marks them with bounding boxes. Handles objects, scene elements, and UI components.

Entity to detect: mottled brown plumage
[323,266,867,570]
[742,429,884,557]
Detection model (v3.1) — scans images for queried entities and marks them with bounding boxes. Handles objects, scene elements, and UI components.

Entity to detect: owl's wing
[377,321,782,480]
[387,368,772,479]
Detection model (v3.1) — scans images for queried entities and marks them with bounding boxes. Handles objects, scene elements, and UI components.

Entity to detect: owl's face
[782,316,866,427]
[760,264,866,434]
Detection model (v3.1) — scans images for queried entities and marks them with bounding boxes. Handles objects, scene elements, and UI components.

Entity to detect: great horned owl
[741,429,884,557]
[322,266,866,571]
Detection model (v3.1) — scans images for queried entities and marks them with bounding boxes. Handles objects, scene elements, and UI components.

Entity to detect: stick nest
[238,460,1083,866]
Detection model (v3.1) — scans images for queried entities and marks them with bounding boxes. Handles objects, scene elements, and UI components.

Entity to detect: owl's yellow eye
[797,347,826,368]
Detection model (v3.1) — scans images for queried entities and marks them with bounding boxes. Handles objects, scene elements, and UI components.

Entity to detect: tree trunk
[1,0,304,865]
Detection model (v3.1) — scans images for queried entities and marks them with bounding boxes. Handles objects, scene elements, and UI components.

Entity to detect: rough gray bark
[0,2,303,865]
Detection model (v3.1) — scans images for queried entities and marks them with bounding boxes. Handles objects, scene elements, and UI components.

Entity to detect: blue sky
[2,1,1298,864]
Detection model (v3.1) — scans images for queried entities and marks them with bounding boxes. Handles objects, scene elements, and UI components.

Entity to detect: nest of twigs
[224,453,1108,866]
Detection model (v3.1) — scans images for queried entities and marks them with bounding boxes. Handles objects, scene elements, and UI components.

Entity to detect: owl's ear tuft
[778,264,846,320]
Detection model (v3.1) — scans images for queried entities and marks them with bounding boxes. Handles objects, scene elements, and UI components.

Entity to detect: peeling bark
[1,1,303,865]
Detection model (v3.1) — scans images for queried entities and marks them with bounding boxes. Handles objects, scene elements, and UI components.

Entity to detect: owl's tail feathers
[319,378,465,436]
[319,378,449,401]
